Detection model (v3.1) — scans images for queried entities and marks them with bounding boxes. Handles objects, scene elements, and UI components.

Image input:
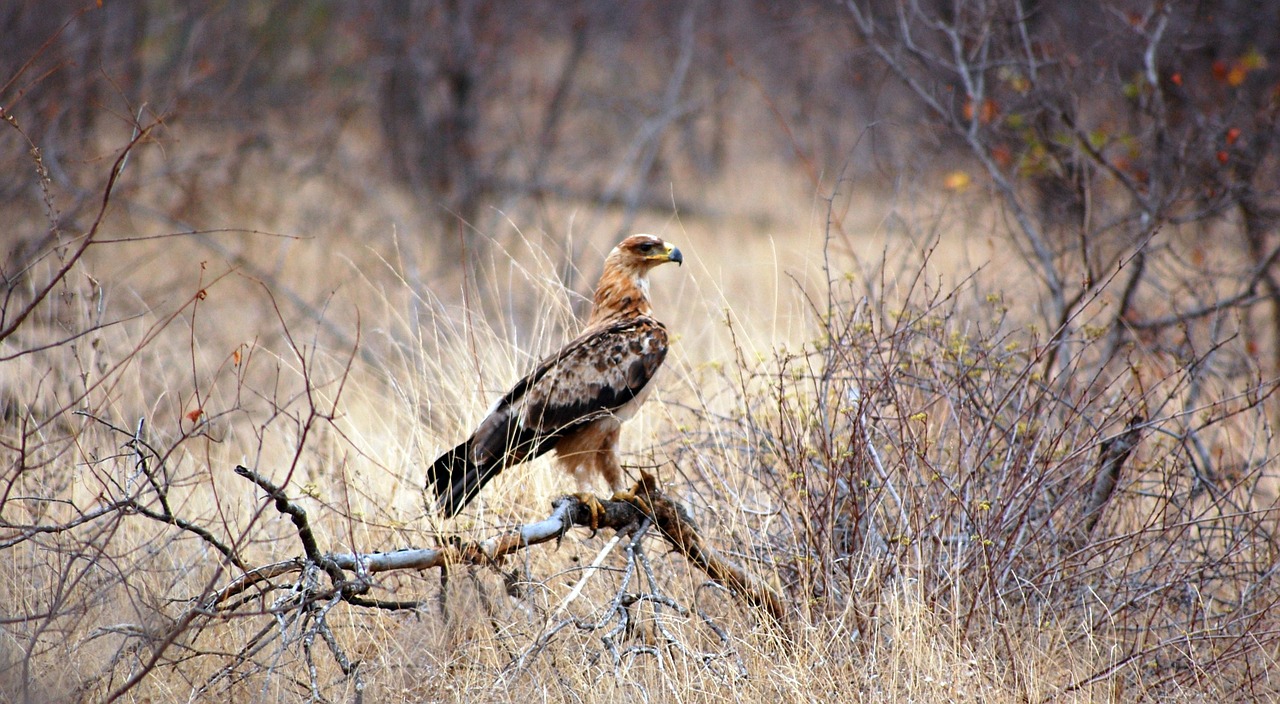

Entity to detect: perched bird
[427,234,683,517]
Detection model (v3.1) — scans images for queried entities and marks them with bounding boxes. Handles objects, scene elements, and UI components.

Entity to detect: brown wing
[430,316,668,516]
[467,317,668,469]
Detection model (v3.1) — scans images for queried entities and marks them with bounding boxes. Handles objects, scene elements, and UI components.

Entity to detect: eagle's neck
[587,263,652,325]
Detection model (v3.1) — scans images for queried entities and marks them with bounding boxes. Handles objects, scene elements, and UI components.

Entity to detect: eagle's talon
[611,487,653,517]
[574,492,607,533]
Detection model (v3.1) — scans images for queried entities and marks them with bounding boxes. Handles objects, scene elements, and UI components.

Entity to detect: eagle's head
[608,234,683,273]
[590,234,682,324]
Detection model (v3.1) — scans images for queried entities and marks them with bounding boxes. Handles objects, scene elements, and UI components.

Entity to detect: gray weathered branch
[214,470,788,626]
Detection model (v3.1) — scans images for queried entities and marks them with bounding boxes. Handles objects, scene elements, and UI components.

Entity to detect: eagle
[427,234,683,517]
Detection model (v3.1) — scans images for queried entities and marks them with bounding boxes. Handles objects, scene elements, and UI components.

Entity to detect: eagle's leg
[596,447,660,517]
[557,426,625,532]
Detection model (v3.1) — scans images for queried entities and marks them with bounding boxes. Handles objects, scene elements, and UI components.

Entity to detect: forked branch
[212,469,787,626]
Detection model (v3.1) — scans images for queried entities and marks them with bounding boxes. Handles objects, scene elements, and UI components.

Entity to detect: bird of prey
[427,234,683,517]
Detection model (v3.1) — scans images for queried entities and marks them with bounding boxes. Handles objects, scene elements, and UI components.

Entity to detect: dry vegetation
[4,2,1280,702]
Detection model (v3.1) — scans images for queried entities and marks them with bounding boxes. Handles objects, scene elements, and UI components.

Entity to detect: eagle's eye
[637,242,655,253]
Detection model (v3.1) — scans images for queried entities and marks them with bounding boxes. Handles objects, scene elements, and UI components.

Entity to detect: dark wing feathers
[427,441,497,518]
[428,317,668,517]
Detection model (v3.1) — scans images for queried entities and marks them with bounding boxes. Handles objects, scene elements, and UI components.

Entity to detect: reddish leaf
[962,98,998,124]
[1212,60,1229,82]
[991,143,1013,168]
[979,99,997,124]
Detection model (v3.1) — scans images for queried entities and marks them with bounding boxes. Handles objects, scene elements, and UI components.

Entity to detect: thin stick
[552,532,623,617]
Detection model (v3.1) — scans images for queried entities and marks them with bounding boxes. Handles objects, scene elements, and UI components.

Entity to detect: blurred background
[6,1,1279,351]
[4,1,862,283]
[6,0,1280,328]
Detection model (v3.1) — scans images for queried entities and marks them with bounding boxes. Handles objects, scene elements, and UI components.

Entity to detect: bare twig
[234,465,347,588]
[0,119,154,345]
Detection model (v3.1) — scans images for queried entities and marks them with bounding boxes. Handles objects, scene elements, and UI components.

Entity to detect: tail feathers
[427,441,500,518]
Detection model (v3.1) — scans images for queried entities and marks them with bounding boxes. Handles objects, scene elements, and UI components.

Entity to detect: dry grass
[2,108,1278,704]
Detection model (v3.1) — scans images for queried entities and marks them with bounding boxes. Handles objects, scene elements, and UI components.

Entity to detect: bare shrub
[670,216,1280,699]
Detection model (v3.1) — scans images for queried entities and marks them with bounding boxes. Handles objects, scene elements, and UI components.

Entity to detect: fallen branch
[213,470,787,626]
[625,474,789,625]
[196,465,784,699]
[233,465,346,586]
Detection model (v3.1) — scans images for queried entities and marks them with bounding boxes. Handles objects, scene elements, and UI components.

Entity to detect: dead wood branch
[215,469,787,626]
[233,465,347,589]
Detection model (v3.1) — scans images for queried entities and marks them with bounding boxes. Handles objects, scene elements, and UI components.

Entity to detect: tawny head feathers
[606,234,684,272]
[588,234,682,325]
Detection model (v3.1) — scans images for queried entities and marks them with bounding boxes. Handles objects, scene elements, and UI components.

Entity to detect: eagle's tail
[427,442,498,518]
